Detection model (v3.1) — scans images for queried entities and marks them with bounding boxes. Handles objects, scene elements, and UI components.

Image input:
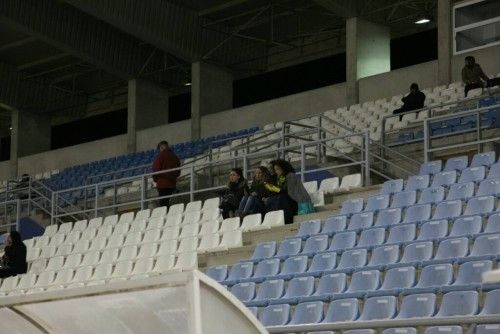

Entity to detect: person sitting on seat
[0,231,27,278]
[393,83,426,117]
[237,166,271,218]
[219,168,249,219]
[462,56,500,97]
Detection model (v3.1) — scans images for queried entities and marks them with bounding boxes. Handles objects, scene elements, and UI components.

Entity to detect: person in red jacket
[152,141,181,208]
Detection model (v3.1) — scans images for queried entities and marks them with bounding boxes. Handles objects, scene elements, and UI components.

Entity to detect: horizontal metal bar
[427,136,500,153]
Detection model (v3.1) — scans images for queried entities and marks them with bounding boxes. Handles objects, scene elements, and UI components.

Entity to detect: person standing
[462,56,491,97]
[152,140,180,208]
[393,83,426,117]
[0,231,27,278]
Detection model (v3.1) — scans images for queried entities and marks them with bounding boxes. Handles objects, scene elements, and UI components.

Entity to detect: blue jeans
[238,196,257,214]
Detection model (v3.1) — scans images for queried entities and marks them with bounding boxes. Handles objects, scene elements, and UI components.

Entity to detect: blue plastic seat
[446,182,475,200]
[485,213,500,233]
[367,245,400,269]
[247,306,258,317]
[328,231,356,251]
[443,260,493,292]
[459,166,486,183]
[276,255,308,279]
[471,151,496,167]
[297,220,322,239]
[409,264,453,293]
[406,175,430,191]
[276,238,302,259]
[259,304,290,326]
[449,216,482,237]
[337,249,367,271]
[431,171,457,187]
[477,179,500,196]
[464,196,495,216]
[322,215,347,235]
[340,198,364,216]
[347,211,373,231]
[469,234,500,260]
[432,200,462,220]
[435,290,479,317]
[418,220,448,241]
[289,301,324,325]
[207,265,228,282]
[425,327,462,334]
[403,204,431,223]
[231,282,256,302]
[302,235,329,256]
[375,208,402,227]
[247,279,284,306]
[420,160,442,175]
[382,179,404,194]
[276,276,315,304]
[358,228,386,248]
[398,241,433,266]
[418,186,445,204]
[479,289,500,315]
[365,194,390,211]
[251,242,276,261]
[251,258,281,281]
[444,156,468,172]
[373,266,415,295]
[224,262,254,285]
[337,270,380,298]
[431,237,469,264]
[358,295,396,320]
[387,224,416,244]
[391,191,417,208]
[476,324,500,334]
[305,252,337,277]
[383,329,416,334]
[301,273,347,302]
[323,298,359,323]
[488,163,500,179]
[396,293,436,318]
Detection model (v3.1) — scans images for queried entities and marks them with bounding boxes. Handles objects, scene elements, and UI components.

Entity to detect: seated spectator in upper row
[462,56,500,97]
[237,166,271,218]
[0,231,27,279]
[393,83,426,117]
[220,168,249,219]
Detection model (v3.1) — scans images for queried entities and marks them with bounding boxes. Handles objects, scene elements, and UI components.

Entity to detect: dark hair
[231,168,243,179]
[273,159,295,175]
[410,83,419,91]
[9,231,22,245]
[157,140,169,150]
[255,166,271,182]
[465,56,475,62]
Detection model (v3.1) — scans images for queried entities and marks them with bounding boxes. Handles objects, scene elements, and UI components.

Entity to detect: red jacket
[152,148,181,189]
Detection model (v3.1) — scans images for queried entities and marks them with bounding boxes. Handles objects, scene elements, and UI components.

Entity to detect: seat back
[289,301,323,325]
[418,220,448,241]
[397,293,436,319]
[406,175,430,191]
[387,224,416,244]
[381,266,415,290]
[337,249,367,270]
[259,304,290,326]
[418,187,445,205]
[375,208,401,227]
[255,279,284,301]
[231,282,255,302]
[436,291,479,317]
[324,298,359,322]
[358,296,396,320]
[391,191,417,208]
[416,264,453,288]
[434,238,469,261]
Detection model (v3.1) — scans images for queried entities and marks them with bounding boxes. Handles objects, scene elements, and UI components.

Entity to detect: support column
[128,79,169,153]
[438,0,452,85]
[191,62,233,140]
[346,17,391,106]
[10,109,19,179]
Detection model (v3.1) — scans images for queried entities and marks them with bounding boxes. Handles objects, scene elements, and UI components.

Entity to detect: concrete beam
[437,0,452,85]
[313,0,357,18]
[0,37,36,51]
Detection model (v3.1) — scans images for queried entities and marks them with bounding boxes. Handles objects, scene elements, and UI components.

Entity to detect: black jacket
[221,179,249,208]
[3,243,27,274]
[401,91,426,112]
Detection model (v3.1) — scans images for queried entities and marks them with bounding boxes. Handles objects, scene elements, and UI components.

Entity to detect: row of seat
[222,260,494,306]
[302,174,362,194]
[0,252,197,295]
[215,233,500,285]
[420,153,499,175]
[248,289,500,327]
[306,326,498,334]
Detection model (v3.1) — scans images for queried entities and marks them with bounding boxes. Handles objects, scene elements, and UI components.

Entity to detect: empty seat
[64,231,81,245]
[319,177,339,194]
[177,237,198,253]
[488,163,500,179]
[277,256,308,279]
[88,217,103,229]
[477,179,500,196]
[365,194,390,211]
[302,235,329,255]
[436,291,478,317]
[375,208,401,227]
[118,212,135,225]
[387,224,416,244]
[382,179,404,194]
[231,281,256,303]
[303,181,318,194]
[418,220,448,241]
[432,200,462,220]
[58,222,73,235]
[337,249,367,271]
[485,213,500,233]
[43,225,58,237]
[34,271,56,288]
[464,196,495,216]
[95,225,113,238]
[276,238,302,259]
[123,231,142,246]
[459,166,486,183]
[198,234,220,252]
[432,237,469,263]
[445,260,493,291]
[241,214,262,232]
[324,298,359,323]
[201,209,221,223]
[219,217,240,233]
[106,235,124,249]
[100,248,119,264]
[297,220,322,239]
[340,198,364,216]
[55,243,73,257]
[134,209,151,221]
[403,204,431,223]
[185,200,202,213]
[400,242,433,265]
[143,229,161,244]
[202,197,220,211]
[81,228,97,240]
[174,251,198,271]
[476,325,500,334]
[377,266,415,295]
[471,151,496,167]
[328,231,356,251]
[259,304,290,326]
[252,258,280,281]
[449,216,482,237]
[469,234,500,260]
[46,256,64,271]
[431,171,457,187]
[341,270,380,298]
[406,175,430,191]
[279,276,315,304]
[30,259,47,274]
[168,203,185,216]
[447,182,475,201]
[262,210,285,228]
[339,174,361,190]
[306,252,337,277]
[180,223,199,238]
[165,214,182,227]
[411,264,453,293]
[479,289,500,315]
[157,240,177,255]
[251,242,277,261]
[418,187,445,204]
[103,215,119,226]
[224,262,254,284]
[137,243,157,259]
[425,327,462,334]
[117,245,138,262]
[358,296,396,320]
[368,245,399,269]
[248,279,284,306]
[383,329,416,334]
[150,206,167,218]
[80,251,100,267]
[420,160,442,175]
[73,266,93,283]
[53,269,74,286]
[322,215,347,235]
[39,246,56,259]
[219,230,243,249]
[152,255,175,273]
[289,301,323,325]
[182,211,201,225]
[444,156,468,171]
[358,228,385,248]
[391,191,416,208]
[129,220,147,233]
[397,293,436,319]
[0,276,18,293]
[207,265,228,282]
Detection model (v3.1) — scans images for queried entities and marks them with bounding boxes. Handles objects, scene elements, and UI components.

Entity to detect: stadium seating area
[205,151,500,332]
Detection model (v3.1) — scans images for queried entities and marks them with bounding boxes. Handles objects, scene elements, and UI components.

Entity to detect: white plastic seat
[63,253,83,269]
[262,210,285,228]
[147,217,165,230]
[152,255,176,273]
[81,227,97,240]
[35,236,50,248]
[143,229,162,243]
[118,212,135,225]
[72,239,90,253]
[16,273,37,291]
[88,217,103,229]
[157,240,178,255]
[241,213,262,232]
[0,276,18,293]
[168,203,185,216]
[180,223,199,238]
[177,237,198,253]
[100,248,119,264]
[319,177,340,194]
[199,221,220,235]
[106,235,124,249]
[29,259,47,274]
[124,232,143,246]
[129,220,147,233]
[80,251,100,267]
[303,181,318,193]
[88,237,106,251]
[43,225,58,237]
[72,266,93,283]
[132,258,154,276]
[87,280,106,287]
[134,209,151,221]
[92,264,113,280]
[64,230,81,245]
[201,208,221,222]
[55,243,73,257]
[48,233,65,247]
[173,252,197,271]
[198,234,220,253]
[67,282,85,289]
[162,226,181,240]
[118,245,138,262]
[137,243,158,258]
[185,201,202,213]
[112,261,133,278]
[165,214,182,227]
[202,197,220,211]
[150,206,167,218]
[112,222,130,235]
[339,173,362,191]
[220,230,243,249]
[72,220,88,232]
[95,225,113,238]
[26,247,41,262]
[219,218,240,233]
[53,269,74,286]
[24,238,35,250]
[34,271,55,288]
[182,211,201,225]
[39,246,56,259]
[103,214,119,226]
[58,222,73,235]
[46,256,65,271]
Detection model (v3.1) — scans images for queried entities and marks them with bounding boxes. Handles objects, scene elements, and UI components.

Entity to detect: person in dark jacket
[152,141,181,208]
[237,166,271,218]
[219,168,249,219]
[393,83,426,118]
[461,56,500,97]
[0,231,27,278]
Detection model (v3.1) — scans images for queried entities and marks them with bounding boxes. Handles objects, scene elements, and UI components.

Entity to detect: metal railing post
[140,175,146,210]
[50,192,55,225]
[190,165,195,202]
[94,184,99,218]
[16,199,21,231]
[27,177,32,216]
[476,109,482,153]
[300,143,305,182]
[364,132,371,186]
[380,116,386,160]
[423,118,429,162]
[243,155,248,181]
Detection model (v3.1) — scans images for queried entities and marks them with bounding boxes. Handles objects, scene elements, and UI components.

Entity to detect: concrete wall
[357,19,391,80]
[0,161,10,180]
[136,120,191,152]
